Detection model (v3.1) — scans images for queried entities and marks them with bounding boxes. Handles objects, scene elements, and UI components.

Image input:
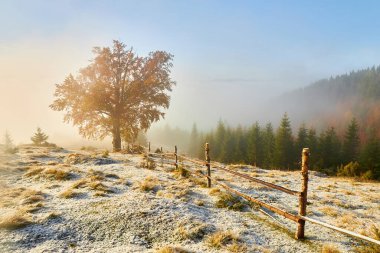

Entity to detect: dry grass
[138,177,159,192]
[172,166,190,179]
[87,181,113,193]
[335,213,360,230]
[189,177,208,188]
[206,230,239,249]
[24,167,70,180]
[354,224,380,253]
[87,169,105,181]
[139,155,156,170]
[156,246,191,253]
[93,191,107,197]
[71,179,87,189]
[0,211,33,230]
[177,221,209,240]
[215,193,246,211]
[59,188,79,199]
[20,203,44,213]
[20,194,44,205]
[24,167,44,177]
[321,244,341,253]
[318,206,339,217]
[194,199,204,206]
[0,187,44,210]
[209,188,221,196]
[227,241,248,253]
[43,168,70,180]
[43,212,61,220]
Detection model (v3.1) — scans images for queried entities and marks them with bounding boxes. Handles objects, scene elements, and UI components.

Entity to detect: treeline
[275,66,380,137]
[188,114,380,180]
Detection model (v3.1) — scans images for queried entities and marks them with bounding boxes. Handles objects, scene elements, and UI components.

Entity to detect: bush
[337,162,361,177]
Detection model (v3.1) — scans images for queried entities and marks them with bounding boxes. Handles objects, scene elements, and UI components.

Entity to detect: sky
[1,0,380,146]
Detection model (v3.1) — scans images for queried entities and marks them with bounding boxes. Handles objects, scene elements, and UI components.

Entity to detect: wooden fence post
[148,142,151,153]
[175,145,178,170]
[296,148,310,239]
[205,143,211,188]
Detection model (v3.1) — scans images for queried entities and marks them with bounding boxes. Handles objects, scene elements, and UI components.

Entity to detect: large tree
[50,40,175,151]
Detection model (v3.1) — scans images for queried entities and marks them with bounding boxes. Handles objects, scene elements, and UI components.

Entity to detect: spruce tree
[342,118,360,164]
[274,113,295,169]
[318,127,342,174]
[307,128,318,170]
[247,122,263,167]
[262,123,275,169]
[296,123,308,156]
[359,129,380,179]
[233,125,246,163]
[3,131,17,154]
[214,120,227,160]
[31,127,49,146]
[188,123,199,157]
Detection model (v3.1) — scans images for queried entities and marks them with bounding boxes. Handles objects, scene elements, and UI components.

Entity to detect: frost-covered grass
[0,146,378,252]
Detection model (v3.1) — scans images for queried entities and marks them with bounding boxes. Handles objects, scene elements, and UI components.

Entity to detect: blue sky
[1,0,380,143]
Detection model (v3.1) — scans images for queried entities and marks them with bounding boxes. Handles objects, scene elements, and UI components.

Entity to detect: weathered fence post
[205,143,211,188]
[175,145,178,170]
[148,142,151,153]
[296,148,310,239]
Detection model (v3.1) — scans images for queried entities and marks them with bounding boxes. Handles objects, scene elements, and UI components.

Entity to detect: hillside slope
[271,66,380,138]
[0,146,378,252]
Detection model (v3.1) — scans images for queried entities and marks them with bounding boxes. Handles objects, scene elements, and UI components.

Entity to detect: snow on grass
[0,146,378,252]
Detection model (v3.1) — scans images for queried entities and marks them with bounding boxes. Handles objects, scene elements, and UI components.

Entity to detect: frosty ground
[0,146,378,253]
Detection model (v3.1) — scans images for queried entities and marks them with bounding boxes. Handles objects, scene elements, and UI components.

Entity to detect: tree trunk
[112,119,121,152]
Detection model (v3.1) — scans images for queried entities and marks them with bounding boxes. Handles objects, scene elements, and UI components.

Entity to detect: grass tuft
[321,244,341,253]
[177,221,209,241]
[59,188,79,199]
[206,230,239,249]
[215,193,247,211]
[138,177,159,192]
[156,246,191,253]
[0,211,33,230]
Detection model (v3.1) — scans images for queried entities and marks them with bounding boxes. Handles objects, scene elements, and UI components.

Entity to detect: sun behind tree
[50,40,175,151]
[31,127,49,146]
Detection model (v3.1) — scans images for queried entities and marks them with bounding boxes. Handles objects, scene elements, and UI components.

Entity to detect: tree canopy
[50,40,175,151]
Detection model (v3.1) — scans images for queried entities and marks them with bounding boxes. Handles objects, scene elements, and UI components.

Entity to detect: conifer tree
[188,123,199,157]
[318,127,342,174]
[31,127,49,146]
[296,123,308,155]
[3,131,17,154]
[307,128,318,169]
[262,123,275,169]
[233,125,246,163]
[359,129,380,179]
[247,122,263,166]
[274,113,295,169]
[342,118,360,163]
[214,120,227,160]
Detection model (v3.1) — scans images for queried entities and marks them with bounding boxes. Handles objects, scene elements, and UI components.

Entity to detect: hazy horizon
[1,0,380,147]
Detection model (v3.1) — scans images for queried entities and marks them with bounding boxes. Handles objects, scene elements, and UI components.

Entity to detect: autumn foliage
[50,40,175,151]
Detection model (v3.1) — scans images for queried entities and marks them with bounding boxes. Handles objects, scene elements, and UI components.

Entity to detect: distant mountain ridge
[274,66,380,139]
